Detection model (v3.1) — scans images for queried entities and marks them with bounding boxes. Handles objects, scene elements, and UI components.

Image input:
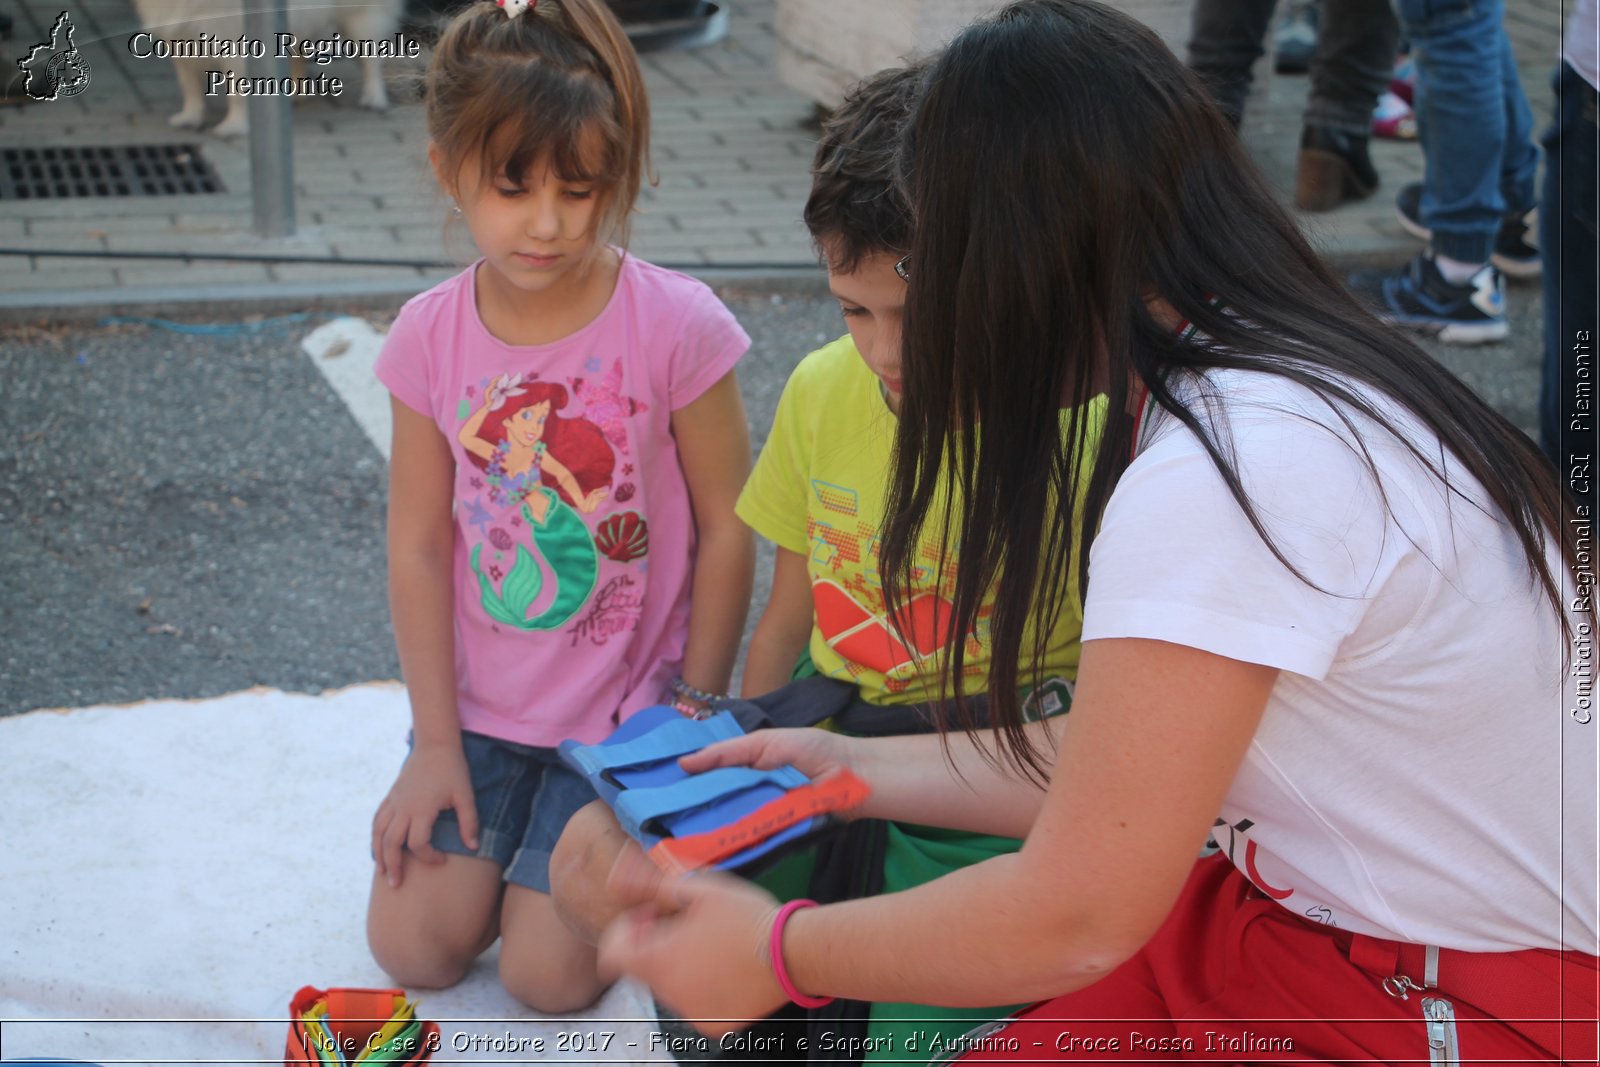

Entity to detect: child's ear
[427,143,456,200]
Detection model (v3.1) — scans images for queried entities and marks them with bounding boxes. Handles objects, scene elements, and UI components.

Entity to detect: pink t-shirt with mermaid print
[375,255,749,747]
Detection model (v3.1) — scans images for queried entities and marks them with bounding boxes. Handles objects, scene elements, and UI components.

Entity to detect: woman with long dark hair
[599,2,1597,1059]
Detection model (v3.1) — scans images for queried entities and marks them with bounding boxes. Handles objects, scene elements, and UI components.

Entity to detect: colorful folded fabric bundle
[284,986,437,1066]
[560,705,870,876]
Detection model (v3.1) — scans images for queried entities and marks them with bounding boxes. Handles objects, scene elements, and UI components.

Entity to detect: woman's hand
[371,739,479,888]
[599,844,789,1035]
[681,726,862,802]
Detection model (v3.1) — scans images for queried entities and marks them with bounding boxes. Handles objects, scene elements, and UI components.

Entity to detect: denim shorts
[425,730,598,893]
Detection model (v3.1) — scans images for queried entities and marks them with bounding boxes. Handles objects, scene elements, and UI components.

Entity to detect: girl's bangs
[479,81,622,188]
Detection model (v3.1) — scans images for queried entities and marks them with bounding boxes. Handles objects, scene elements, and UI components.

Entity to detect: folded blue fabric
[559,706,824,872]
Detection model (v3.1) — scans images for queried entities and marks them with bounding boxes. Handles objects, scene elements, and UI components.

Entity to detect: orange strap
[647,769,872,876]
[285,986,436,1066]
[324,987,406,1022]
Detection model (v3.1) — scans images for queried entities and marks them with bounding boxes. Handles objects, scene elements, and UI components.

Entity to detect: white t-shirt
[1083,369,1598,953]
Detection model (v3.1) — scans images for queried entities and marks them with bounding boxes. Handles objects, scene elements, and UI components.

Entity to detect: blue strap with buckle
[561,713,744,777]
[612,765,810,838]
[559,706,832,872]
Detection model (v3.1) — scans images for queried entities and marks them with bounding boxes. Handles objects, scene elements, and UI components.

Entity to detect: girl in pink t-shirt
[365,0,754,1012]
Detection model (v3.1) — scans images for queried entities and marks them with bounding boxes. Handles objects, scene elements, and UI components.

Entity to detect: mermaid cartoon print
[458,373,614,631]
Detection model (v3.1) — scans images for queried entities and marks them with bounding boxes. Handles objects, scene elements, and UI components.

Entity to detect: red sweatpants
[947,856,1597,1064]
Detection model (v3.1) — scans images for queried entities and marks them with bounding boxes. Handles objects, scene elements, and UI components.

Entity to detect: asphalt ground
[0,275,1546,716]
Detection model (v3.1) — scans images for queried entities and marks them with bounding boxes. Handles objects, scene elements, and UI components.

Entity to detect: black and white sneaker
[1491,203,1541,278]
[1348,252,1509,345]
[1394,181,1541,279]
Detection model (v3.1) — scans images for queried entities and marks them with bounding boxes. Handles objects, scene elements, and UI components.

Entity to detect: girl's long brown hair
[883,0,1583,780]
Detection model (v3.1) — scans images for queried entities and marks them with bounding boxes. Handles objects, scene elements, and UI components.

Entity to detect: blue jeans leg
[1397,0,1539,263]
[1494,29,1539,216]
[1539,62,1599,512]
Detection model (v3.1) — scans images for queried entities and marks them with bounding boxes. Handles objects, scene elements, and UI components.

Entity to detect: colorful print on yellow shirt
[805,481,987,692]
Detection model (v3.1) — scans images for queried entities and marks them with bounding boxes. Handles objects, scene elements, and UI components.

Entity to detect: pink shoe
[1372,90,1417,140]
[1389,55,1416,106]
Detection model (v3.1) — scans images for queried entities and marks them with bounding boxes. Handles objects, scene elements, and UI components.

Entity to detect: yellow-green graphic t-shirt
[737,335,1098,705]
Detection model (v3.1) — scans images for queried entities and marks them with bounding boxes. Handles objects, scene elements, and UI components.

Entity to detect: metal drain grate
[0,144,225,200]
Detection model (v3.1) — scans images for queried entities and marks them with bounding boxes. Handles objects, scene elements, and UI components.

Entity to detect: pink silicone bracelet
[769,899,833,1009]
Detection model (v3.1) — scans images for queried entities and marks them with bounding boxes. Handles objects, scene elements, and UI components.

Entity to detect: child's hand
[371,740,479,888]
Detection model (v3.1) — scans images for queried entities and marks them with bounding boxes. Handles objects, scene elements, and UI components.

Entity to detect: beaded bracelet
[768,899,833,1009]
[669,697,713,720]
[666,676,725,718]
[668,676,723,706]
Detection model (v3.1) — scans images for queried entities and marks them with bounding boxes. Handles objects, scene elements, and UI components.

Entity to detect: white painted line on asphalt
[300,317,393,459]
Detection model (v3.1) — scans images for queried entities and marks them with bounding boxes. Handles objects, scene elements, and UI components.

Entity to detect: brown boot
[1295,125,1379,211]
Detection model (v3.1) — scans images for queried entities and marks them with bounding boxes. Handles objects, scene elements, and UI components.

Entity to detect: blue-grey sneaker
[1348,252,1508,345]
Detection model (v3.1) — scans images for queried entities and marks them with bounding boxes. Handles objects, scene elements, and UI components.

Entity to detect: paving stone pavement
[0,0,1567,313]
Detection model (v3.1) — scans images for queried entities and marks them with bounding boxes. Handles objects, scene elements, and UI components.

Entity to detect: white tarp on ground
[0,684,671,1066]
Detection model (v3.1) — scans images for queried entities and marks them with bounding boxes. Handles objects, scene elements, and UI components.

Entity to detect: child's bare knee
[499,883,609,1012]
[366,867,500,989]
[549,799,630,942]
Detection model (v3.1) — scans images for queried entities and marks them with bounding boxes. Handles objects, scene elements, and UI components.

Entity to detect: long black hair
[882,0,1580,779]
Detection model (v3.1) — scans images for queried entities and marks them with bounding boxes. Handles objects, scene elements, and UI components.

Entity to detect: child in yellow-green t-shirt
[709,64,1096,1063]
[737,333,1084,714]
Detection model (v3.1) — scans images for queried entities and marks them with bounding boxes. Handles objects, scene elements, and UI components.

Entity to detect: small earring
[449,201,463,217]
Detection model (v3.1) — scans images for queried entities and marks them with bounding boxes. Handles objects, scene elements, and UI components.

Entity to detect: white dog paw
[168,110,204,129]
[212,115,249,138]
[360,87,390,112]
